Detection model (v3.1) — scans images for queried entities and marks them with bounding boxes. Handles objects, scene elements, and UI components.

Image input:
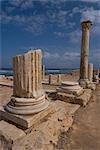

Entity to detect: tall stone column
[5,49,49,115]
[42,65,45,80]
[79,20,92,88]
[88,63,93,82]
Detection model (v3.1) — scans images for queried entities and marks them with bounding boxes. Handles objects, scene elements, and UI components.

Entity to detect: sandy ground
[56,84,100,150]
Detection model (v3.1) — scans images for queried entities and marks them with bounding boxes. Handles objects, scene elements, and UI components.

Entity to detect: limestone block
[57,81,84,96]
[57,87,83,96]
[56,89,92,106]
[87,82,96,90]
[76,89,92,106]
[0,120,25,150]
[0,100,79,129]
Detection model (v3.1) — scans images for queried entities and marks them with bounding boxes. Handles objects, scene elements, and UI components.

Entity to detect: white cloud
[68,29,82,44]
[81,8,100,24]
[80,7,100,36]
[43,51,80,60]
[43,49,99,68]
[64,52,80,59]
[44,51,60,59]
[79,0,99,2]
[43,50,81,68]
[7,0,34,9]
[0,13,46,34]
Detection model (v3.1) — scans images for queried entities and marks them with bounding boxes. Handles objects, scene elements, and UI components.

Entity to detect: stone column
[88,63,93,82]
[79,20,92,87]
[42,65,45,80]
[5,49,49,115]
[49,74,52,85]
[97,69,100,76]
[57,74,61,84]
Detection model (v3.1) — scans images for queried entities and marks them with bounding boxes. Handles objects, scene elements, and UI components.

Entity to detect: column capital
[81,20,92,30]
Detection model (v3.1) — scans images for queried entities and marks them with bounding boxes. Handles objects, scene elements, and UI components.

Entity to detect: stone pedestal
[79,20,92,88]
[57,81,83,96]
[88,63,93,82]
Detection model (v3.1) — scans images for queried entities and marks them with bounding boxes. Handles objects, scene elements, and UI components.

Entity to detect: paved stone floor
[57,84,100,150]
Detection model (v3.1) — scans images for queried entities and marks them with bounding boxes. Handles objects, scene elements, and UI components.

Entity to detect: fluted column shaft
[13,50,43,98]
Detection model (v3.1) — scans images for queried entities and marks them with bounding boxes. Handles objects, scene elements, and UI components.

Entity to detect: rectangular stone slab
[0,100,80,129]
[56,89,92,106]
[0,120,26,149]
[76,89,92,106]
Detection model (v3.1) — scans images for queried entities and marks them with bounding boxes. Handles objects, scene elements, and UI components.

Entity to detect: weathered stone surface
[79,20,92,88]
[76,89,92,106]
[79,79,89,89]
[5,50,49,116]
[13,50,43,98]
[57,87,83,96]
[56,89,92,106]
[0,120,25,150]
[0,82,13,87]
[48,74,54,85]
[48,74,62,85]
[0,100,79,129]
[87,82,96,90]
[42,65,45,80]
[88,63,93,82]
[57,81,83,96]
[62,81,79,86]
[0,101,79,150]
[12,101,79,150]
[57,74,62,84]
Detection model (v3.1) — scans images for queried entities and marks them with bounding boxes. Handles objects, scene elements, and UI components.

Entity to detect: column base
[79,79,89,88]
[87,82,96,90]
[5,95,49,115]
[57,81,83,96]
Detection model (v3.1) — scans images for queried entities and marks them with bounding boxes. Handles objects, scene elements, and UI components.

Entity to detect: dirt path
[58,84,100,150]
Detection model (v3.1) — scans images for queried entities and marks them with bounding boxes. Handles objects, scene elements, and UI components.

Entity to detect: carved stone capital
[81,20,92,30]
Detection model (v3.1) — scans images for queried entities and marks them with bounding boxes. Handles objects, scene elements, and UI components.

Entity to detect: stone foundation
[0,101,80,149]
[56,89,92,106]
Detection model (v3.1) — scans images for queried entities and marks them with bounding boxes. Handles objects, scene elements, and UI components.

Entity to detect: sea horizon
[0,67,80,76]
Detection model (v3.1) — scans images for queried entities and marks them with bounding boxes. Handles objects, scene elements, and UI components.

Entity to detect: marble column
[79,20,92,87]
[42,65,45,80]
[88,63,93,82]
[5,49,49,115]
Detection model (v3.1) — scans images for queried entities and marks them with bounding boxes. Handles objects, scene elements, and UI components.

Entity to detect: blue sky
[0,0,100,69]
